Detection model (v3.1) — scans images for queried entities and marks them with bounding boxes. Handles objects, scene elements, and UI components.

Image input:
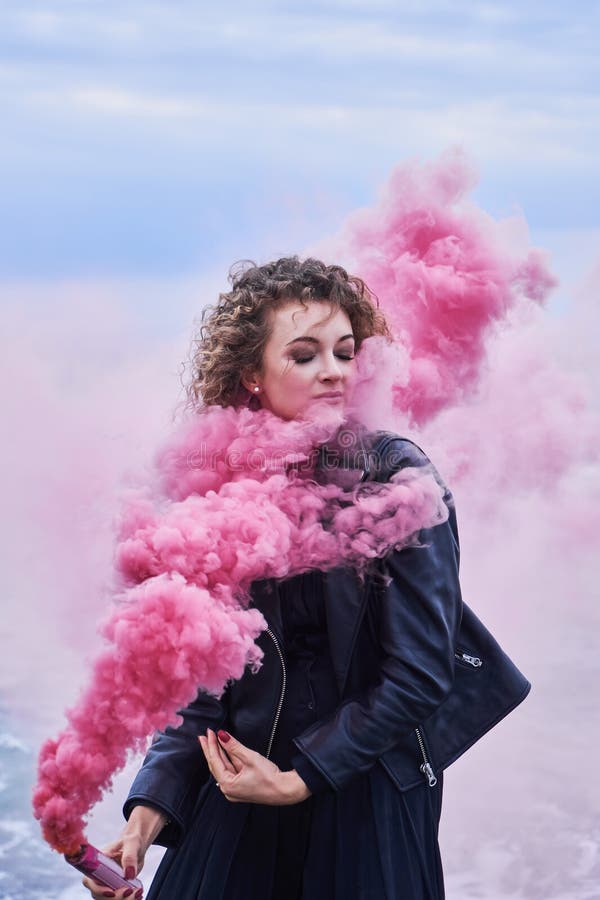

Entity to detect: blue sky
[2,0,599,290]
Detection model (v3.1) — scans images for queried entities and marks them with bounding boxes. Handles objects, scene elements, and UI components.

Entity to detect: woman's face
[246,300,356,421]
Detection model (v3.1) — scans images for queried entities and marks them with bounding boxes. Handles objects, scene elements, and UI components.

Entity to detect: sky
[1,0,599,289]
[1,2,599,899]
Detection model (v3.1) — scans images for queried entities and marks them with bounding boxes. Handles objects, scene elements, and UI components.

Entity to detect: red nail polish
[124,890,134,898]
[101,893,115,898]
[135,891,143,900]
[217,729,231,743]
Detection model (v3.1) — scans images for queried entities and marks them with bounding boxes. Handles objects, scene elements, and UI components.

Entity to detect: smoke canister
[65,843,143,891]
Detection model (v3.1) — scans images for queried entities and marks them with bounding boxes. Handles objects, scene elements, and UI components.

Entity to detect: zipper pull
[420,762,438,787]
[455,651,482,668]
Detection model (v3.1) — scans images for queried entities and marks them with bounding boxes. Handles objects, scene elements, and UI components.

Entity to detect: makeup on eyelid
[291,351,355,365]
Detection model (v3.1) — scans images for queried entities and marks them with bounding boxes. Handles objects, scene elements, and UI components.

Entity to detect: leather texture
[124,432,531,846]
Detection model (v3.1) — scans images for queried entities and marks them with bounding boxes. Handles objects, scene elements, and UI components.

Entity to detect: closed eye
[294,354,355,364]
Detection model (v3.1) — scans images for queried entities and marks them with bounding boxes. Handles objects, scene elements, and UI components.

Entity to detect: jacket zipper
[414,726,438,787]
[455,650,483,668]
[414,651,482,786]
[265,628,287,760]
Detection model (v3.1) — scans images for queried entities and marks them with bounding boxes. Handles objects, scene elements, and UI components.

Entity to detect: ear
[241,370,260,394]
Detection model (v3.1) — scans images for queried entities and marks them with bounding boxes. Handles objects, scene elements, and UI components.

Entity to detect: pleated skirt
[146,764,445,900]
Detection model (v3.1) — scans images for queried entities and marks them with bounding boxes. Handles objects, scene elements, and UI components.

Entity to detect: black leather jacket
[124,435,531,847]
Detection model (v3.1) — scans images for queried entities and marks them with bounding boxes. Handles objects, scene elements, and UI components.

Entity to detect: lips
[315,392,344,399]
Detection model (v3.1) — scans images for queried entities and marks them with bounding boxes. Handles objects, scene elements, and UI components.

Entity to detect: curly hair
[183,256,391,410]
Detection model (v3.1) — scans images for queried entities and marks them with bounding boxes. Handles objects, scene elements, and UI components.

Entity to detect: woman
[82,256,528,900]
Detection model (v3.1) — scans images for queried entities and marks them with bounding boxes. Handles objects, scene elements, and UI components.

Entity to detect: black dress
[145,570,445,900]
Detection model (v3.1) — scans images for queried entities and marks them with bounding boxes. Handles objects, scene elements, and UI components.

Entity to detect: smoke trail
[32,405,447,853]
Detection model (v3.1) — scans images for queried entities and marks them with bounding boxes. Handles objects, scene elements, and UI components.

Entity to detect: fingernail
[217,729,231,743]
[102,893,115,898]
[135,891,143,900]
[124,891,134,898]
[125,865,135,880]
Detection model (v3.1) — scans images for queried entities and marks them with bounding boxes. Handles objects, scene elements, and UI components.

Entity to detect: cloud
[3,2,597,84]
[1,2,597,287]
[61,87,204,118]
[17,81,599,175]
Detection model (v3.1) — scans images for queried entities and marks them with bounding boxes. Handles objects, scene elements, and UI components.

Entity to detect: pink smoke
[32,405,447,853]
[315,150,599,534]
[322,149,557,424]
[32,573,266,854]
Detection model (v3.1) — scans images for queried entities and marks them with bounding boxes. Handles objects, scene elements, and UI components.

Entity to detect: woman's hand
[81,805,168,899]
[81,833,144,900]
[81,882,134,900]
[199,728,311,805]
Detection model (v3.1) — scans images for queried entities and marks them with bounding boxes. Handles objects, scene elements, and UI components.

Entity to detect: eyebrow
[285,333,355,347]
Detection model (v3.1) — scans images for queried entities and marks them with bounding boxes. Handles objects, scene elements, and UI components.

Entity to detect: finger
[214,736,238,774]
[208,728,238,786]
[99,841,123,857]
[206,728,228,782]
[82,875,117,898]
[215,729,254,766]
[97,836,140,882]
[120,838,140,880]
[83,878,139,900]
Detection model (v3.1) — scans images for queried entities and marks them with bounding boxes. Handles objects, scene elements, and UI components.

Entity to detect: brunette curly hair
[184,256,391,410]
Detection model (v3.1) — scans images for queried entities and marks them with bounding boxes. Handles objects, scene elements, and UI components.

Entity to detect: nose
[318,353,343,383]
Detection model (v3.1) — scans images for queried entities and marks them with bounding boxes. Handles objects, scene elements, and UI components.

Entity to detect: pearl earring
[253,386,260,393]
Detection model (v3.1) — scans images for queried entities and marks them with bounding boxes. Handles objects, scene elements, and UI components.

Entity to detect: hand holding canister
[66,843,143,893]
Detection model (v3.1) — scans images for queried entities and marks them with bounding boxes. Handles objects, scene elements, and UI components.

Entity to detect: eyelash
[293,354,355,365]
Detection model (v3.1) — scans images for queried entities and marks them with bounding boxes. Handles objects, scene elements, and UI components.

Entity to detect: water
[0,723,73,899]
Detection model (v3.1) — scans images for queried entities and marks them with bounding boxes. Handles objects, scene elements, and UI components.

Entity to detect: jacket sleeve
[123,689,228,848]
[291,438,463,793]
